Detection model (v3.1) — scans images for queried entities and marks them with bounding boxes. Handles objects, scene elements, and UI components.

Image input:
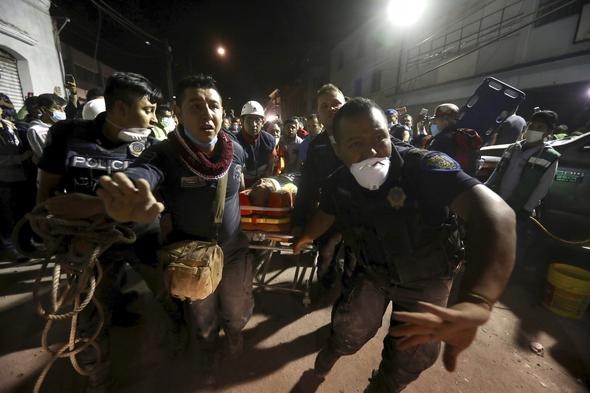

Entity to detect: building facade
[0,0,64,110]
[330,0,590,127]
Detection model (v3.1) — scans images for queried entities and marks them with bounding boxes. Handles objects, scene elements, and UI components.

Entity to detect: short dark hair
[175,74,219,106]
[316,83,344,98]
[285,117,299,126]
[37,93,66,109]
[103,72,162,111]
[86,88,103,102]
[306,113,319,121]
[333,97,384,142]
[156,103,172,116]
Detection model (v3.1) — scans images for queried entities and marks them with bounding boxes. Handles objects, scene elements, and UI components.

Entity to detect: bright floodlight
[216,46,226,57]
[387,0,428,27]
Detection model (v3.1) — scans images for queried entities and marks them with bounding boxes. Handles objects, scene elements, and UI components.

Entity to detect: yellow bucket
[543,263,590,319]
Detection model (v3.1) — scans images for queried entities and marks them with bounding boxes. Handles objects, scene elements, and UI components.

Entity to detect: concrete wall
[330,0,590,115]
[0,0,63,102]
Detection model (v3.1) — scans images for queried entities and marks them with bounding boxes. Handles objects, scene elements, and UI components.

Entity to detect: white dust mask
[349,157,390,191]
[523,129,544,143]
[118,128,151,142]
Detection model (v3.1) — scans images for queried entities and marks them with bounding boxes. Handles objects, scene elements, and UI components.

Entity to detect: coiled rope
[13,204,136,393]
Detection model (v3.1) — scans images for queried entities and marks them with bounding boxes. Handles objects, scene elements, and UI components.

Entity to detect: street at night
[1,0,589,392]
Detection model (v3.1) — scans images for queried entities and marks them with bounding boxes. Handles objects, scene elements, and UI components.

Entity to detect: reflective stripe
[528,156,551,168]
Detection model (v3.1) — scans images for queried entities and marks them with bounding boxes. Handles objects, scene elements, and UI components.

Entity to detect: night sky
[51,0,385,110]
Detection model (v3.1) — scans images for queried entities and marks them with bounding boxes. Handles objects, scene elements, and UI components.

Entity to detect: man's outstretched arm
[97,172,164,224]
[391,184,516,371]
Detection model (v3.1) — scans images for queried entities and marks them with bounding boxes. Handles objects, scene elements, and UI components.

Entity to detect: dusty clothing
[126,129,253,342]
[317,147,479,391]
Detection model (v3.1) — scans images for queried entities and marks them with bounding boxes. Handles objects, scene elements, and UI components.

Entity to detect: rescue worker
[277,118,302,173]
[485,109,560,262]
[292,98,516,392]
[292,84,346,289]
[96,74,253,384]
[36,72,162,392]
[235,100,276,186]
[428,103,482,176]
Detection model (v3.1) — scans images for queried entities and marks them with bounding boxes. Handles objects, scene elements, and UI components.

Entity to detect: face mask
[349,157,390,191]
[161,117,176,132]
[430,123,441,137]
[184,126,218,149]
[523,129,544,143]
[51,110,66,122]
[118,128,151,142]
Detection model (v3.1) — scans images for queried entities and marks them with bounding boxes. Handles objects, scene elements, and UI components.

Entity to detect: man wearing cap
[236,100,276,186]
[385,108,398,130]
[428,103,482,176]
[486,109,561,261]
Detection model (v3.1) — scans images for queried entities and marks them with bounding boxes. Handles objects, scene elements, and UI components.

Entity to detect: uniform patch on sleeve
[422,152,461,171]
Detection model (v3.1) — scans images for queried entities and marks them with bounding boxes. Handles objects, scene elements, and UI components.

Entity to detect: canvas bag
[158,172,228,301]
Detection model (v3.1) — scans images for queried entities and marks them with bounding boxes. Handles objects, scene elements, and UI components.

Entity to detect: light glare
[217,46,226,57]
[387,0,428,27]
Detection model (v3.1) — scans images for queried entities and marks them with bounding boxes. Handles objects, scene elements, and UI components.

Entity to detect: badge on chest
[181,176,208,188]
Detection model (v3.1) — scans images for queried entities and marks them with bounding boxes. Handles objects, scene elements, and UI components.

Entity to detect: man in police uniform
[37,71,162,392]
[293,98,516,392]
[96,74,253,384]
[292,83,346,288]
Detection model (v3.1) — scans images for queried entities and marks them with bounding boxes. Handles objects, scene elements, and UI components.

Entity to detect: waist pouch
[158,240,224,301]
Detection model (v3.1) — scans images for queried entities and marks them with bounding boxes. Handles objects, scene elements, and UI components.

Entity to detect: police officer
[293,98,516,392]
[96,74,253,384]
[235,100,275,186]
[36,72,162,392]
[292,84,346,288]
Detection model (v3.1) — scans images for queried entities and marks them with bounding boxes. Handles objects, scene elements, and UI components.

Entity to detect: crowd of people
[0,70,587,393]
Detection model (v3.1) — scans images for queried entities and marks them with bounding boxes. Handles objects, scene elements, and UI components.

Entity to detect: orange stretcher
[240,190,317,305]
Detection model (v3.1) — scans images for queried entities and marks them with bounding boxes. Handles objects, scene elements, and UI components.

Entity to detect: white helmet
[82,97,106,120]
[241,100,265,117]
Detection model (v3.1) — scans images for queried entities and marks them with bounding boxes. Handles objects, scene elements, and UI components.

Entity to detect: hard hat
[385,108,398,116]
[241,100,265,117]
[82,97,106,120]
[433,103,459,118]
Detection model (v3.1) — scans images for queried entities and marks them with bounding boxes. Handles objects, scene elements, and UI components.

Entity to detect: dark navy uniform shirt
[235,130,275,182]
[292,131,343,227]
[38,112,155,195]
[319,147,479,273]
[125,138,246,247]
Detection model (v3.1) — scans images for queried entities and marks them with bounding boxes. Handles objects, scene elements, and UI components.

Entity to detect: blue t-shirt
[126,138,246,247]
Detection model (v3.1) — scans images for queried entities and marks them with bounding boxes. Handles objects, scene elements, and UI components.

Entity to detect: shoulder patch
[422,152,461,171]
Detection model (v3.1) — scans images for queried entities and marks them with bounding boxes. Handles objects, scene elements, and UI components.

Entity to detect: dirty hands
[390,301,491,372]
[97,172,164,224]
